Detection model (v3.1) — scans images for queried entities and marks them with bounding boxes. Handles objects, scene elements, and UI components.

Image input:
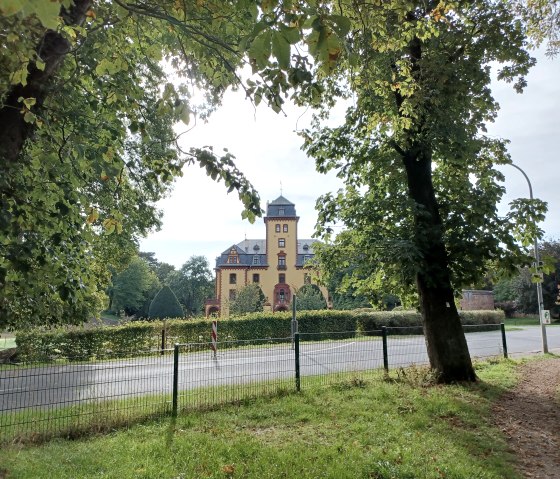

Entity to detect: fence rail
[0,324,507,443]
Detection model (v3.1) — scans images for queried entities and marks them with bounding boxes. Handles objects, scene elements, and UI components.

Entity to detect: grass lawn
[0,334,16,350]
[505,316,560,327]
[0,359,525,479]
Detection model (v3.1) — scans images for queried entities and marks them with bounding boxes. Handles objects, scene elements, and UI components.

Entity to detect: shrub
[229,284,265,315]
[148,286,183,320]
[495,301,517,318]
[15,309,505,362]
[296,285,327,311]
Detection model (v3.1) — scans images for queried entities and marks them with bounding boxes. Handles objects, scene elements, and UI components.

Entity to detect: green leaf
[176,101,191,125]
[0,0,24,16]
[23,97,36,109]
[23,111,36,123]
[23,0,61,30]
[248,31,272,69]
[280,26,301,45]
[329,14,351,37]
[272,31,290,69]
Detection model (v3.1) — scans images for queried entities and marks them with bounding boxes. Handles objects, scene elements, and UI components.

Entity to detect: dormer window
[253,244,260,251]
[253,255,260,265]
[303,244,309,251]
[279,208,285,216]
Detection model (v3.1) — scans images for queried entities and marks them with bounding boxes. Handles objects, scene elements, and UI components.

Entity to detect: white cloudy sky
[140,50,560,268]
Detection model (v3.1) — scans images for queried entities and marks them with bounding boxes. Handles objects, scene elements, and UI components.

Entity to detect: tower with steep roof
[205,195,329,317]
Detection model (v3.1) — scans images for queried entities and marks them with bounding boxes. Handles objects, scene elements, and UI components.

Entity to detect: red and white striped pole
[211,320,218,359]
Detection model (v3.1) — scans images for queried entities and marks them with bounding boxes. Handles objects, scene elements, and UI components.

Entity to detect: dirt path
[493,358,560,478]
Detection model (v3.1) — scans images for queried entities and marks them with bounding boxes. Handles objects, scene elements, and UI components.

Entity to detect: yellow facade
[205,196,329,317]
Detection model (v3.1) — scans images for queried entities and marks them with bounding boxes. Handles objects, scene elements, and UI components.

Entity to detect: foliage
[495,301,518,318]
[296,284,327,310]
[15,309,503,362]
[138,252,176,284]
[16,322,160,362]
[305,1,544,300]
[166,256,214,316]
[512,0,560,56]
[493,277,518,303]
[299,0,548,381]
[148,286,183,320]
[491,239,560,317]
[109,256,160,317]
[229,283,266,316]
[327,264,403,310]
[355,310,504,334]
[1,0,294,329]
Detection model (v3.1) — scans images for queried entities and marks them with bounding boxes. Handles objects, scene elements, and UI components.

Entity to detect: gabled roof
[216,242,267,268]
[220,244,245,256]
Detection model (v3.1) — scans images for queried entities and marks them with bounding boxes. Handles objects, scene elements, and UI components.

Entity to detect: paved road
[1,326,559,413]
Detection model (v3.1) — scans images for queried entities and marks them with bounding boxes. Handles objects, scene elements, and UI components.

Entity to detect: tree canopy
[0,0,352,330]
[296,284,327,311]
[166,256,214,317]
[109,256,160,317]
[230,283,266,316]
[301,0,548,381]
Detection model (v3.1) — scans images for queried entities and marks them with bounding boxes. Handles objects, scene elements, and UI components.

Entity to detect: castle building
[204,195,329,317]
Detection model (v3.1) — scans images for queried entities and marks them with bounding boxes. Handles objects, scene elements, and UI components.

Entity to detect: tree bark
[403,150,476,382]
[0,0,92,166]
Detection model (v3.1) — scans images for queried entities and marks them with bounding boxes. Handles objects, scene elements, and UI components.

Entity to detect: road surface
[1,326,559,414]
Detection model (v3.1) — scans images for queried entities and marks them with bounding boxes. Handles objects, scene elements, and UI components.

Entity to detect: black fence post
[291,294,298,350]
[161,328,166,356]
[500,323,508,359]
[294,332,301,392]
[172,343,179,417]
[381,326,389,372]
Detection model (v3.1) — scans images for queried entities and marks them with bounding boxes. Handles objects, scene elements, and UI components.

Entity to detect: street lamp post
[509,163,548,354]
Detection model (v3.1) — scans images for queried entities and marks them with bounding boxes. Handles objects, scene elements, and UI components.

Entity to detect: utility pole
[510,163,548,354]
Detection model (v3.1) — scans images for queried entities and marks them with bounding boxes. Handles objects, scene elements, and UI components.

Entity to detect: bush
[296,285,327,311]
[15,309,505,362]
[355,309,505,335]
[495,301,517,318]
[148,286,183,320]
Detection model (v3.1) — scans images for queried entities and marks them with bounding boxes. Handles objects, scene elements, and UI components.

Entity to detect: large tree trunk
[404,150,476,383]
[0,0,92,165]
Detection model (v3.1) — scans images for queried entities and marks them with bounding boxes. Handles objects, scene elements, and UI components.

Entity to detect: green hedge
[16,310,504,362]
[355,310,505,334]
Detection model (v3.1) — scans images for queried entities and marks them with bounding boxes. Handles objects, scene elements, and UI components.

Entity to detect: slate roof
[215,242,267,268]
[215,238,319,268]
[266,195,297,217]
[214,196,318,269]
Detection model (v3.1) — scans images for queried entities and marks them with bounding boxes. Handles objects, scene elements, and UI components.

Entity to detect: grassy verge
[504,316,560,327]
[0,360,525,479]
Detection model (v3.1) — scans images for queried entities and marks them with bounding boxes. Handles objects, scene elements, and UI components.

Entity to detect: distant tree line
[492,239,560,318]
[109,253,214,320]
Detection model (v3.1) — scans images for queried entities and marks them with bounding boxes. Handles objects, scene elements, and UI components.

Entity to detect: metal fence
[0,324,507,444]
